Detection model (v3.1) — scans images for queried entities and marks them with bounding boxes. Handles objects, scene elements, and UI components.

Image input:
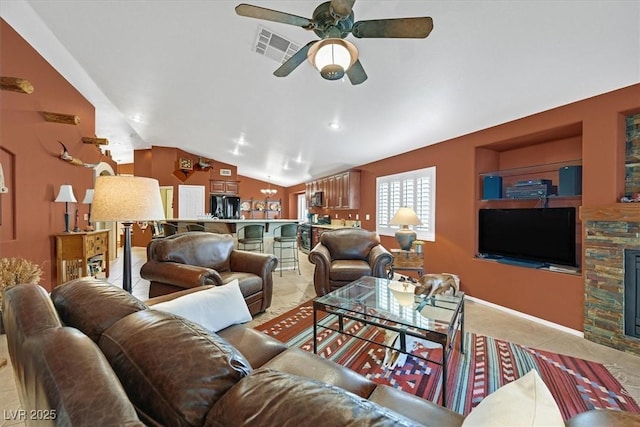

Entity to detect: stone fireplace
[581,204,640,356]
[624,250,640,338]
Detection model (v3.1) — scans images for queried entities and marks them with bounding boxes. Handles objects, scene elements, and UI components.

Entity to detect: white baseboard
[466,295,584,338]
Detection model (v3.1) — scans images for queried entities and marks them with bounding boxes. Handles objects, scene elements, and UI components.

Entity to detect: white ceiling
[2,1,639,186]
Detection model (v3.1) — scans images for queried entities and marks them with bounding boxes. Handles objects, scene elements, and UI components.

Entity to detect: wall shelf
[479,159,582,178]
[479,195,582,203]
[480,159,582,202]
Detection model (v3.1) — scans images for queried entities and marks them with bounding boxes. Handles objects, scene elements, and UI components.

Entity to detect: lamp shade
[91,176,165,222]
[307,38,358,80]
[54,185,77,203]
[389,207,421,226]
[82,189,94,204]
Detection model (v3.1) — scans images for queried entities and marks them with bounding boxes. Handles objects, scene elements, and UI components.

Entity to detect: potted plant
[0,257,42,333]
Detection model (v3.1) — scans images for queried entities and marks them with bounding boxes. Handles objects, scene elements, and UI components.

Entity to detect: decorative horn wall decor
[58,141,97,168]
[82,137,109,147]
[1,77,34,94]
[195,157,212,171]
[0,163,8,193]
[43,112,80,125]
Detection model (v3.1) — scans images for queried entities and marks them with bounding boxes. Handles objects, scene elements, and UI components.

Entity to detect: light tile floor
[2,247,639,426]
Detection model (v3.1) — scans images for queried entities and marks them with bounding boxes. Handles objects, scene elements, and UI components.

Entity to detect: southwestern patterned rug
[254,300,640,420]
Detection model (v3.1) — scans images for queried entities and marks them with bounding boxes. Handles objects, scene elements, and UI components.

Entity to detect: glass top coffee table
[313,276,465,407]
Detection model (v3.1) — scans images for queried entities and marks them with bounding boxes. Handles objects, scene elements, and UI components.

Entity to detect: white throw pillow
[462,369,564,427]
[152,279,252,332]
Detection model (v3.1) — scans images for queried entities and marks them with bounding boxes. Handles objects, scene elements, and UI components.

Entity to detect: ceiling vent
[254,26,300,64]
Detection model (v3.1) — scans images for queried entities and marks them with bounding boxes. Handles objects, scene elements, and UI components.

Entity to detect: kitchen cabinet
[311,226,331,248]
[336,171,360,209]
[306,170,360,209]
[210,180,239,195]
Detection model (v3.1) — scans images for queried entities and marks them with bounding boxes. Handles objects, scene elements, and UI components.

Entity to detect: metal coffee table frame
[313,276,464,407]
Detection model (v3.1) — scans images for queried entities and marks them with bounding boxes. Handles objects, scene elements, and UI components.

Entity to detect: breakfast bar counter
[164,218,299,234]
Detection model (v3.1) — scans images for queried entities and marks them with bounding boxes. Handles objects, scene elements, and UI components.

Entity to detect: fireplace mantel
[580,204,640,222]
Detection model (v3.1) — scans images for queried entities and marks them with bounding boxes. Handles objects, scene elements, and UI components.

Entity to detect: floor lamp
[91,176,165,293]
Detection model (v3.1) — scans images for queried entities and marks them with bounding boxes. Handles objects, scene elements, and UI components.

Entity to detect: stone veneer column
[581,206,640,356]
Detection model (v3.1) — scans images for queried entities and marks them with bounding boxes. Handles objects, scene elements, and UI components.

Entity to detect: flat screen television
[478,207,577,267]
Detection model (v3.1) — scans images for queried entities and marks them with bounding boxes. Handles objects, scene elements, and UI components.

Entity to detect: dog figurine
[414,273,459,299]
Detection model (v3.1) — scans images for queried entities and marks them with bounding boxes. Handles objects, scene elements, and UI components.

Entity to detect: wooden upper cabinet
[339,171,360,209]
[306,171,360,210]
[210,180,239,195]
[327,176,336,208]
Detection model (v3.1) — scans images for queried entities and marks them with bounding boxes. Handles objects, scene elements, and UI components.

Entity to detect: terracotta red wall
[1,19,115,290]
[310,84,640,331]
[237,175,288,219]
[132,147,293,219]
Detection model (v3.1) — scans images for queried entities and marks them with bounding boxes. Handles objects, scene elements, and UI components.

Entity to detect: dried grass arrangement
[0,257,42,306]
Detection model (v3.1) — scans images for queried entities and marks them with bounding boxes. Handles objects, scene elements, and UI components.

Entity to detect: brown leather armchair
[309,228,393,296]
[140,231,277,315]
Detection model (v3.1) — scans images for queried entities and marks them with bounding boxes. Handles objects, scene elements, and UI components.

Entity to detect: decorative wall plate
[269,202,280,211]
[240,201,251,211]
[254,201,265,211]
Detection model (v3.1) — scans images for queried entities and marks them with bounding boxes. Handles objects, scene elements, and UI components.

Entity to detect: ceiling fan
[235,0,434,85]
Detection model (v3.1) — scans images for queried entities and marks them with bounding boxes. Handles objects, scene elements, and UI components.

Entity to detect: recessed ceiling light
[329,122,340,130]
[130,115,143,123]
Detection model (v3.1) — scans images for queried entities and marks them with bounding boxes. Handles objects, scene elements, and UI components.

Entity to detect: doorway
[297,193,307,221]
[160,186,174,219]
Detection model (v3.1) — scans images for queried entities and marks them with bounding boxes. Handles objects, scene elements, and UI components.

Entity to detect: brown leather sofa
[309,228,393,295]
[4,280,638,427]
[140,231,277,315]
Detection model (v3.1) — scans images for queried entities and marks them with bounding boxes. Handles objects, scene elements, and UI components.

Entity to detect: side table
[389,249,424,279]
[55,230,110,286]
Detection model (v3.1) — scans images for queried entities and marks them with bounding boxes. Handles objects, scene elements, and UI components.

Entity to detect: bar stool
[237,224,265,252]
[273,223,300,276]
[186,223,205,232]
[160,222,179,237]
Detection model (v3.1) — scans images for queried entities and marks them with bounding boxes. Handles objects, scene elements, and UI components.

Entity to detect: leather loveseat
[140,231,277,315]
[3,279,463,426]
[309,228,393,295]
[3,279,638,427]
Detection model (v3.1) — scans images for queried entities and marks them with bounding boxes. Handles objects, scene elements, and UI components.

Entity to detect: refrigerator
[210,195,241,219]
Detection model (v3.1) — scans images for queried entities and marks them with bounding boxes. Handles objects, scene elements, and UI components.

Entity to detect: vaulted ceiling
[2,1,639,186]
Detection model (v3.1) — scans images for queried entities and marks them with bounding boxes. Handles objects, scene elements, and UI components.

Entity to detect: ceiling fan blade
[273,41,316,77]
[352,17,434,38]
[346,59,367,85]
[330,0,355,19]
[235,3,314,29]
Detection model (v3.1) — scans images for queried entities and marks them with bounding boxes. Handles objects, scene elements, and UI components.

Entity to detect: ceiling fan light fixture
[308,38,358,81]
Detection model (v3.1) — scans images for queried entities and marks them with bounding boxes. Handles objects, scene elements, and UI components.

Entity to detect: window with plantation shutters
[376,167,436,242]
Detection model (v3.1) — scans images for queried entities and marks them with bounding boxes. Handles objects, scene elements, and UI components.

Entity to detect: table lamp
[91,176,165,293]
[389,207,422,250]
[54,184,77,233]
